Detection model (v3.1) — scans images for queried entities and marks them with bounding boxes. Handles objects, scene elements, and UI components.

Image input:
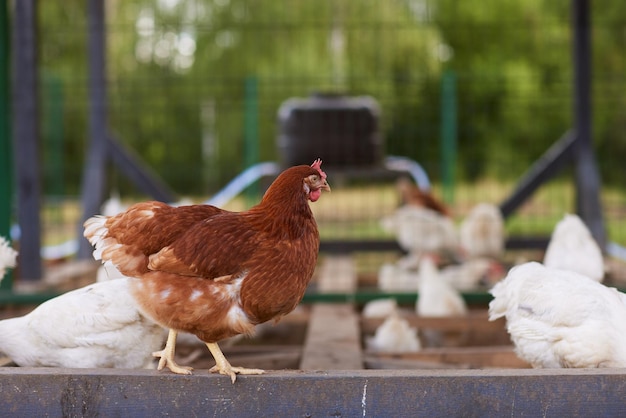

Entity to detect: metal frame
[499,0,606,249]
[11,0,41,281]
[6,0,606,282]
[1,368,626,416]
[0,0,12,289]
[76,0,176,259]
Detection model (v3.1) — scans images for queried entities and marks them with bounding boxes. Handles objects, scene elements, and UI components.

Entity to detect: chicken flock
[0,160,330,381]
[0,169,625,375]
[367,180,626,370]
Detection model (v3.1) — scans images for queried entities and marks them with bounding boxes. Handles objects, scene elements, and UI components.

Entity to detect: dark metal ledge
[1,368,625,417]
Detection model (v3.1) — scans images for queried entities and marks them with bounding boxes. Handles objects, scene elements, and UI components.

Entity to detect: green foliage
[38,0,89,194]
[33,0,626,196]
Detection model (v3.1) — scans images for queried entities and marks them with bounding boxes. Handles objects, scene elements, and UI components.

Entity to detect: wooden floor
[3,256,626,416]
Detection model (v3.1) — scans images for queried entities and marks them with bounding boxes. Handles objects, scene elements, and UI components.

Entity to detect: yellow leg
[206,342,264,383]
[152,329,193,375]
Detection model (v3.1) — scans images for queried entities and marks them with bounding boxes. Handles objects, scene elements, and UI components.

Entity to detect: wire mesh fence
[8,0,626,281]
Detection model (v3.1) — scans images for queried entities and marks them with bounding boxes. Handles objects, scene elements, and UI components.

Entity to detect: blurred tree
[34,0,626,196]
[433,0,572,180]
[591,1,626,184]
[38,0,89,194]
[105,0,443,193]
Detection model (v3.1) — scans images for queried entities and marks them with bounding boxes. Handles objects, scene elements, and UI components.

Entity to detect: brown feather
[397,178,450,217]
[84,163,329,343]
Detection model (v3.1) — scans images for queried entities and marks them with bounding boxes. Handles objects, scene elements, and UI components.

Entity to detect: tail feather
[487,280,508,321]
[84,216,112,261]
[84,215,148,276]
[84,216,109,244]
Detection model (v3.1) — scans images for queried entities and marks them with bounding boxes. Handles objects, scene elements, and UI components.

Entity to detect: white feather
[0,278,164,368]
[459,203,505,259]
[381,205,458,259]
[543,213,604,282]
[439,258,497,291]
[377,263,419,292]
[362,298,399,318]
[489,262,626,368]
[416,257,467,317]
[366,314,421,353]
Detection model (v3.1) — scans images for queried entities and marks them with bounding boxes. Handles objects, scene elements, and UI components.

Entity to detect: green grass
[38,178,626,249]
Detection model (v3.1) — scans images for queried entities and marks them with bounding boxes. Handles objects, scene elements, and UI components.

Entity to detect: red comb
[311,159,326,179]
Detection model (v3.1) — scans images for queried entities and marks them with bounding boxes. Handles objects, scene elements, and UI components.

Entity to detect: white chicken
[96,260,126,282]
[396,178,450,216]
[366,313,421,353]
[377,262,419,292]
[459,203,505,259]
[0,277,165,368]
[489,262,626,368]
[381,205,458,264]
[362,298,399,318]
[416,256,467,317]
[543,213,604,282]
[0,236,17,280]
[439,258,505,291]
[100,191,127,217]
[95,257,241,349]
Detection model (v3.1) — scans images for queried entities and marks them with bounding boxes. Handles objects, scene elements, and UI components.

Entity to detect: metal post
[440,69,457,204]
[12,0,42,280]
[499,0,606,253]
[42,74,64,197]
[77,0,109,259]
[0,0,13,288]
[572,0,606,249]
[244,76,259,202]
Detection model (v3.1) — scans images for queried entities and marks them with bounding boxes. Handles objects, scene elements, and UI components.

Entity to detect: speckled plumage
[84,161,330,380]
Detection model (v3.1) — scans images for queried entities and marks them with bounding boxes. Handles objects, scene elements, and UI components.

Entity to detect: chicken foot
[206,342,264,383]
[152,329,194,375]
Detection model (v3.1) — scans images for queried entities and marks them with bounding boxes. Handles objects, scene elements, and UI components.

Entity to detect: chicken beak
[321,180,331,193]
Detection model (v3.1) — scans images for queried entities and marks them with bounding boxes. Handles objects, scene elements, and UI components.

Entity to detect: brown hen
[84,160,330,382]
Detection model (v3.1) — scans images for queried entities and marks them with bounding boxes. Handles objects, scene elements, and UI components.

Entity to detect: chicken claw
[206,342,264,383]
[152,329,193,375]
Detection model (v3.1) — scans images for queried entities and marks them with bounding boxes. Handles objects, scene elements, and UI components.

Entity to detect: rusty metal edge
[1,368,625,417]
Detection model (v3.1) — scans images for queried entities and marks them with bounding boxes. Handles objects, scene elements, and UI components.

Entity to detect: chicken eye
[311,175,319,182]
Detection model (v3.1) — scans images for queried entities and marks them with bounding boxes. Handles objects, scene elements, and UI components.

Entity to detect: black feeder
[277,93,383,169]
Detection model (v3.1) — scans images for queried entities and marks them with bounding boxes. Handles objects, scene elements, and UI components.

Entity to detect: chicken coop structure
[4,0,610,284]
[2,0,626,416]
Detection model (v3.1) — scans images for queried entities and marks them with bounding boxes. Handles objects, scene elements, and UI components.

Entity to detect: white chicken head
[543,213,604,282]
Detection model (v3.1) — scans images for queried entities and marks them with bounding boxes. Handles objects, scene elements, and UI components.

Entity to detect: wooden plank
[300,304,362,370]
[361,311,501,334]
[364,356,465,370]
[301,255,362,369]
[361,311,511,346]
[176,346,303,371]
[365,346,530,369]
[2,368,626,417]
